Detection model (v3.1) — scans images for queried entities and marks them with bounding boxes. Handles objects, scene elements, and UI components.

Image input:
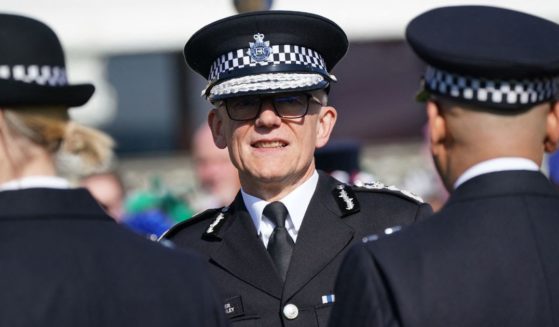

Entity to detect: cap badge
[248,33,271,63]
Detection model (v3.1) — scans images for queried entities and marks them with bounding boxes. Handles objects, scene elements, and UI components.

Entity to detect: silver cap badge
[248,33,271,62]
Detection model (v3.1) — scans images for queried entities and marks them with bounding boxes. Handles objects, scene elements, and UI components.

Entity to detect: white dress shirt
[454,157,539,190]
[0,176,70,192]
[242,170,319,247]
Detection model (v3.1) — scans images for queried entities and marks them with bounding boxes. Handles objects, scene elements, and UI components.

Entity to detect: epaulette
[361,225,402,243]
[354,181,424,204]
[158,207,227,241]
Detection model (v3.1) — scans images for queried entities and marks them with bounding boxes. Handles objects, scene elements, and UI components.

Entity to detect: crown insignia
[248,33,271,62]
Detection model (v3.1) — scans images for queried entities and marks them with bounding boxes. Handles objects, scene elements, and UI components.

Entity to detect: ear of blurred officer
[192,122,240,210]
[329,6,559,327]
[162,11,431,327]
[427,98,559,191]
[0,13,226,327]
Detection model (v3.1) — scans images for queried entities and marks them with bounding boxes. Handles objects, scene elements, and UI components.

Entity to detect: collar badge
[337,185,355,210]
[206,206,229,234]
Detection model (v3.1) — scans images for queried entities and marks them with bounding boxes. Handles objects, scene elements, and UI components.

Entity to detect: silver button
[283,303,299,320]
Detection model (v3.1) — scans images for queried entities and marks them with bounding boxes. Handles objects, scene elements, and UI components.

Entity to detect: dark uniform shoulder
[353,180,425,205]
[159,207,226,240]
[330,179,426,218]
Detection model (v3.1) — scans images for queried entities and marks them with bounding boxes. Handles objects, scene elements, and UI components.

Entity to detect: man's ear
[208,108,227,149]
[544,101,559,153]
[315,106,337,148]
[426,100,447,150]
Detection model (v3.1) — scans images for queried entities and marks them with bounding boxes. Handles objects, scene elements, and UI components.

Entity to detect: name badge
[224,295,244,318]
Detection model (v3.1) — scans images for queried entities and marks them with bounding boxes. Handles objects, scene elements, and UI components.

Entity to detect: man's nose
[255,100,281,127]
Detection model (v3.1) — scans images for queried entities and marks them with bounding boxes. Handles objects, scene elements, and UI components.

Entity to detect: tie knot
[263,201,288,228]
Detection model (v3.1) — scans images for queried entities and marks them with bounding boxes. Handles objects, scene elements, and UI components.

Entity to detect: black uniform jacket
[329,170,559,327]
[0,188,227,327]
[163,172,432,327]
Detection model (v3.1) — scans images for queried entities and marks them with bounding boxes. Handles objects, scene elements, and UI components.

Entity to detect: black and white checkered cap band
[208,44,328,82]
[0,65,68,86]
[424,66,559,107]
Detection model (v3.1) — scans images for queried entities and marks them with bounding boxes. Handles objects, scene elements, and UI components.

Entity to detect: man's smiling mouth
[252,140,288,148]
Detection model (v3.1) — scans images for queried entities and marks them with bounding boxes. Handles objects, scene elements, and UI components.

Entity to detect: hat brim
[208,72,330,101]
[0,79,94,108]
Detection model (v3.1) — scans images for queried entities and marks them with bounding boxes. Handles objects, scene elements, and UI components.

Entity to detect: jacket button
[283,303,299,320]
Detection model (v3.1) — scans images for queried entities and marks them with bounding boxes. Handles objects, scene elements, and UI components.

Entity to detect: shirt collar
[242,170,319,235]
[454,157,539,190]
[0,176,71,192]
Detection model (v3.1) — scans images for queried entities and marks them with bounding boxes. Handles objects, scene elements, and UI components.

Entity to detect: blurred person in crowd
[314,139,376,186]
[80,171,192,239]
[124,176,193,239]
[191,122,240,211]
[80,170,126,221]
[330,6,559,327]
[0,13,226,326]
[162,11,431,326]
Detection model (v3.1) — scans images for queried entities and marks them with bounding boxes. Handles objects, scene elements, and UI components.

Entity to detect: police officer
[329,6,559,327]
[162,10,432,326]
[0,13,226,326]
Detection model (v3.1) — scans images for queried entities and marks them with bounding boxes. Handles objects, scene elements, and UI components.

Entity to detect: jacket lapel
[283,173,355,300]
[209,194,283,299]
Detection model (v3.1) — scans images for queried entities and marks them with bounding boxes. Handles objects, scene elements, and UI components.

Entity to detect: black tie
[264,201,294,282]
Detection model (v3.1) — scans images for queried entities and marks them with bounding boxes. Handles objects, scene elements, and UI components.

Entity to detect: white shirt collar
[454,157,539,189]
[0,176,71,192]
[241,170,319,246]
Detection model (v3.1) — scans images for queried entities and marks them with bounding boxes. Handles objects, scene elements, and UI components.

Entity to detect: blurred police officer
[330,6,559,327]
[0,13,226,327]
[162,10,431,327]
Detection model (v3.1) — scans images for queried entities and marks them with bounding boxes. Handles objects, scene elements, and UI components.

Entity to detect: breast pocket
[230,315,262,327]
[314,303,334,326]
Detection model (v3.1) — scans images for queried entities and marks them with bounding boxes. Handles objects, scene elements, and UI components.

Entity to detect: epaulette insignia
[361,225,402,243]
[158,207,223,241]
[332,184,360,217]
[158,238,176,249]
[361,181,424,203]
[203,206,229,238]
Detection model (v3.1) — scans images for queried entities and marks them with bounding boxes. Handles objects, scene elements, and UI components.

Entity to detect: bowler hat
[185,10,348,101]
[0,13,94,108]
